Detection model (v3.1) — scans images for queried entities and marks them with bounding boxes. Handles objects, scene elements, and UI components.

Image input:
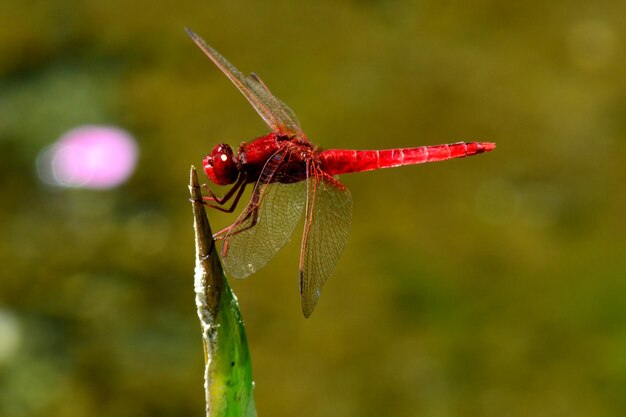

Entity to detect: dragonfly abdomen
[318,142,495,176]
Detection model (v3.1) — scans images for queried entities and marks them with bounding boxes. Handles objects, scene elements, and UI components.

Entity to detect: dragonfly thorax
[203,143,239,185]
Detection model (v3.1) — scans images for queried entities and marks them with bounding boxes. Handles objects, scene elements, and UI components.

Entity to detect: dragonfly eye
[203,144,238,185]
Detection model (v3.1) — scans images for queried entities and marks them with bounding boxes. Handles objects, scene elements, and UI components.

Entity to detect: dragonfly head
[203,144,238,185]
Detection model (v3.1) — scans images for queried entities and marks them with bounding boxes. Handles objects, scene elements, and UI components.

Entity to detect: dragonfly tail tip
[479,142,496,153]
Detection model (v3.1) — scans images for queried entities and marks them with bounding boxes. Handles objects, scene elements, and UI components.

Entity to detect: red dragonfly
[187,29,495,317]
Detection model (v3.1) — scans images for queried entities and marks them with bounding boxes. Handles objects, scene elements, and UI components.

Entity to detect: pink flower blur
[40,125,138,189]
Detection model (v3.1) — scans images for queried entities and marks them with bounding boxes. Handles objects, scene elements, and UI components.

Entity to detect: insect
[187,28,495,317]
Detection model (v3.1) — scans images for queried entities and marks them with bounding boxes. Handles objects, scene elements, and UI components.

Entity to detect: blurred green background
[1,0,625,416]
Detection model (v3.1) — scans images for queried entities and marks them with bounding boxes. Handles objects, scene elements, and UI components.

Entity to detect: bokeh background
[1,1,625,416]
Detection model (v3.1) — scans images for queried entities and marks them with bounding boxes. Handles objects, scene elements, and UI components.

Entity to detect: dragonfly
[186,28,495,318]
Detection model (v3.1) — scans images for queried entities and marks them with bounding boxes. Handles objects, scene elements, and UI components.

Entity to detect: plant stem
[190,166,256,417]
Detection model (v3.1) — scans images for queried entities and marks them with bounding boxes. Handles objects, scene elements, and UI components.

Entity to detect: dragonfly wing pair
[220,153,352,317]
[188,29,352,316]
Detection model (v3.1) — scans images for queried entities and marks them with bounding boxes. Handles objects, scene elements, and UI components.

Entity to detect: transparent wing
[299,168,353,318]
[186,28,304,137]
[248,73,302,134]
[221,151,307,279]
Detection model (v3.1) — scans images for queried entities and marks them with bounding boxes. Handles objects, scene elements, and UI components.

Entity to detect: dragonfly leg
[202,175,248,213]
[212,187,261,239]
[212,209,258,240]
[218,205,261,257]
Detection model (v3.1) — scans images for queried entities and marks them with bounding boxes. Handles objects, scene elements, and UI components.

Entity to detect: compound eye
[203,144,238,185]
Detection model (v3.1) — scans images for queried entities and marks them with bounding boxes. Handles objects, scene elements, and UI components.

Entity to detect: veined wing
[299,167,352,318]
[248,73,302,135]
[186,28,304,138]
[221,150,307,279]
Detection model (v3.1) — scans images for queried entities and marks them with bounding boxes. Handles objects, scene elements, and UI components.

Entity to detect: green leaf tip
[190,166,256,417]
